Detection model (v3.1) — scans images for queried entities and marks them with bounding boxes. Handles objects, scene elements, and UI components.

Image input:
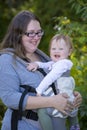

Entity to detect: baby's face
[50,39,71,62]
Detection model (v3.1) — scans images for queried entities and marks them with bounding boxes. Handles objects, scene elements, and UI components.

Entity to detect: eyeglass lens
[25,30,44,38]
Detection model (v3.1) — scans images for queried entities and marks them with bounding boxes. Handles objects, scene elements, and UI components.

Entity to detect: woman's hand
[52,93,74,115]
[73,91,82,108]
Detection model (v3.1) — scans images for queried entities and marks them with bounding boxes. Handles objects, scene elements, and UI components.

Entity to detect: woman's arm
[26,93,72,115]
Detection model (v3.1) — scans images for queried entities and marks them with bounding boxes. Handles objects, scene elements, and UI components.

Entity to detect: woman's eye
[59,48,63,50]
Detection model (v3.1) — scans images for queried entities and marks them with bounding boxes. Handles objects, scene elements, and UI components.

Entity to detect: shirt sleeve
[0,54,28,110]
[36,61,54,70]
[36,59,73,94]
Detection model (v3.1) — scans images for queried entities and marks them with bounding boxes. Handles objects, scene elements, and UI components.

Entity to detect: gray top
[0,48,50,130]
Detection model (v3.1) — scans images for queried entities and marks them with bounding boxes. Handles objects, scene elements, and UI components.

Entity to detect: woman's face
[22,20,43,54]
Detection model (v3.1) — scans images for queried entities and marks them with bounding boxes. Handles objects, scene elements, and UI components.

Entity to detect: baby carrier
[11,68,57,130]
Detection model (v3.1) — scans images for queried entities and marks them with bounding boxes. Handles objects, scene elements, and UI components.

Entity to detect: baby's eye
[51,48,56,50]
[59,48,63,50]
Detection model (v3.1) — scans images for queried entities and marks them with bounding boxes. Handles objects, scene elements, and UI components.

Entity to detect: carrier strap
[11,85,37,130]
[11,110,19,130]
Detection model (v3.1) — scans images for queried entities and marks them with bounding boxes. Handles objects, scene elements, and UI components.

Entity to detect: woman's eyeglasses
[24,30,44,38]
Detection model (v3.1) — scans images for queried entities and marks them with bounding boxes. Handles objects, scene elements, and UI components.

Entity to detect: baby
[27,34,80,130]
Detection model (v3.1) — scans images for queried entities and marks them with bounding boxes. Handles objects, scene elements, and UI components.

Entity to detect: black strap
[50,83,57,95]
[38,68,47,76]
[24,110,38,120]
[18,85,37,120]
[11,85,37,130]
[18,87,29,120]
[11,110,19,130]
[20,85,36,93]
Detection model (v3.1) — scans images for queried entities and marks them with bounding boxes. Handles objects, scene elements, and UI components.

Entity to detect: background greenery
[0,0,87,129]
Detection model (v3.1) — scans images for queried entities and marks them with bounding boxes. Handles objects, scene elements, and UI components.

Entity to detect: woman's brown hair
[0,10,41,59]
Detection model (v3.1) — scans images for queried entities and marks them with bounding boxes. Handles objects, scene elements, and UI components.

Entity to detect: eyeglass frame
[24,29,44,38]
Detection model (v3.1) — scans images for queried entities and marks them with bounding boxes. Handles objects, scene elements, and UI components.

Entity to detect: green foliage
[69,0,87,21]
[0,100,7,128]
[78,89,87,130]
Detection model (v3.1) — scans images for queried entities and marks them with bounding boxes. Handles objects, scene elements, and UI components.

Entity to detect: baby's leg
[52,117,66,130]
[37,108,53,130]
[69,116,80,130]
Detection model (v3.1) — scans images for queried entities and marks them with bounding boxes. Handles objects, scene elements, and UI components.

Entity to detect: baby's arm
[27,61,53,71]
[36,59,73,94]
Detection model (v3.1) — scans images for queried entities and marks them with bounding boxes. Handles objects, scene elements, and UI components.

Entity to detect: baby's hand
[27,63,38,71]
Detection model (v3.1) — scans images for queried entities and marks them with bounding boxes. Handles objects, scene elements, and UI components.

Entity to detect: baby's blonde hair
[49,34,74,54]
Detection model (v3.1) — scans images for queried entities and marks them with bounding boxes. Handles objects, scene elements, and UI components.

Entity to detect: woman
[0,10,82,130]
